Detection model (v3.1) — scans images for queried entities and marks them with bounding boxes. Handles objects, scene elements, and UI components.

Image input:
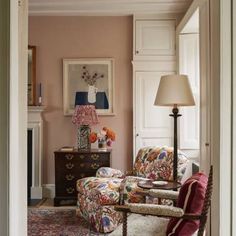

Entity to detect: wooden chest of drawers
[54,149,111,206]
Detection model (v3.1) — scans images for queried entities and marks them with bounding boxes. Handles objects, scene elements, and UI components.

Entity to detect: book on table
[60,146,74,152]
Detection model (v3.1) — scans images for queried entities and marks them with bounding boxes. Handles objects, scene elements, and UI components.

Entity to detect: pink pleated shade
[72,105,99,126]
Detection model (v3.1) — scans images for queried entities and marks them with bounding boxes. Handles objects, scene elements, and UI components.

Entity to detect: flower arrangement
[81,65,104,86]
[89,127,116,147]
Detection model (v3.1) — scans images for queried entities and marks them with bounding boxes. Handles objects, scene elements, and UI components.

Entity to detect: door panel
[135,20,175,56]
[135,71,173,155]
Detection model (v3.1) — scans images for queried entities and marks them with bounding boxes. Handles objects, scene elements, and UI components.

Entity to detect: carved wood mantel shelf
[28,106,45,199]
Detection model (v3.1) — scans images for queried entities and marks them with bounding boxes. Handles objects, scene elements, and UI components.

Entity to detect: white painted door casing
[179,33,200,153]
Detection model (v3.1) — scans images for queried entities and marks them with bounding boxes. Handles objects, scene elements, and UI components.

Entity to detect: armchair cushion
[133,147,189,181]
[166,172,207,236]
[127,203,184,218]
[121,176,150,203]
[149,189,179,200]
[96,167,124,178]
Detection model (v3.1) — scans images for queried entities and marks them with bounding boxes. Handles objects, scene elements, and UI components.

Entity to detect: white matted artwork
[63,58,115,116]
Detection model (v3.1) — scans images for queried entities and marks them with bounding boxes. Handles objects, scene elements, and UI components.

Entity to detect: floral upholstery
[77,146,189,233]
[96,167,124,178]
[133,146,188,181]
[77,192,123,233]
[77,177,122,205]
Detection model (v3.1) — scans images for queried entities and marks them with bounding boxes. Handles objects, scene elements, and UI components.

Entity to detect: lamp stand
[169,107,182,182]
[77,125,91,150]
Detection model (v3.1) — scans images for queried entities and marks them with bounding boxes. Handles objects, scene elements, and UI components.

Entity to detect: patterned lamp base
[78,125,91,150]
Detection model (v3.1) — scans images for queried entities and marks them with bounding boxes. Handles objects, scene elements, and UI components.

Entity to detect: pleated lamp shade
[154,74,195,107]
[72,105,99,126]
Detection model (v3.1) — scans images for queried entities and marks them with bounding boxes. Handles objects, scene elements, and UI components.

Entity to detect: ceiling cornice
[29,0,192,16]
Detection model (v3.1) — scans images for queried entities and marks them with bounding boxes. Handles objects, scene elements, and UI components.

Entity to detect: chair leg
[122,212,128,236]
[198,216,207,236]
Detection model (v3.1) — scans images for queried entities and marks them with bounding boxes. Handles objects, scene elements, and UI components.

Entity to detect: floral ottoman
[76,177,124,233]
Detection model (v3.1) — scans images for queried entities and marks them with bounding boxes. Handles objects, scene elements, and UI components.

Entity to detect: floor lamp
[154,75,195,182]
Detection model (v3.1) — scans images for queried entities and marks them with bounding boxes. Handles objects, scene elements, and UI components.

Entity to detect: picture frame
[28,45,36,106]
[63,58,115,116]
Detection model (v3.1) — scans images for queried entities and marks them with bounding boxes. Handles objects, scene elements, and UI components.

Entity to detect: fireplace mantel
[28,106,45,199]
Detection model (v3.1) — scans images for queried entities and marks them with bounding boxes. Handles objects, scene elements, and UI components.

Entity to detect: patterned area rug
[28,208,102,236]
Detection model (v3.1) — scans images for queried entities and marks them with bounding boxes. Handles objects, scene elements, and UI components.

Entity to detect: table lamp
[72,105,99,150]
[154,74,195,181]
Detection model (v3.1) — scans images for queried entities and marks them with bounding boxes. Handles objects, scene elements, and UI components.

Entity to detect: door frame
[9,0,28,235]
[176,0,212,235]
[4,0,233,235]
[176,0,210,173]
[0,0,10,235]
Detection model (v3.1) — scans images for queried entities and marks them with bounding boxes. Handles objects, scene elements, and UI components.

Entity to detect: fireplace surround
[28,106,44,199]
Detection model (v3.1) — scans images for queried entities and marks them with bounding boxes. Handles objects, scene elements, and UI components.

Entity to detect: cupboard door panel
[136,20,175,56]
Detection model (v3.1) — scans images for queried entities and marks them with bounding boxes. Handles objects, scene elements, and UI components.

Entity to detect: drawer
[56,183,77,196]
[55,170,97,183]
[55,153,87,163]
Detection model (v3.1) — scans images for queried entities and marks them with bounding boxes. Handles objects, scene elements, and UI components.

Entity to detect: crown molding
[29,0,192,16]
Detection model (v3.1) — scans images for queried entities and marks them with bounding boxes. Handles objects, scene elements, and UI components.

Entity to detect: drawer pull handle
[66,187,75,194]
[91,154,99,160]
[66,174,75,181]
[91,163,100,169]
[66,163,74,169]
[80,155,85,159]
[80,163,85,168]
[65,154,74,160]
[80,173,85,178]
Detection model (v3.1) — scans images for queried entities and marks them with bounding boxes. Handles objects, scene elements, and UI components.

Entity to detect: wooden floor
[28,198,46,207]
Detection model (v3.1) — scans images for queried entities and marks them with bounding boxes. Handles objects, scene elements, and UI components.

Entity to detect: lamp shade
[154,75,195,106]
[72,105,99,126]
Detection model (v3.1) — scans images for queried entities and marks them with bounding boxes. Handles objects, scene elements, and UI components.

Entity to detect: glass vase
[98,139,107,150]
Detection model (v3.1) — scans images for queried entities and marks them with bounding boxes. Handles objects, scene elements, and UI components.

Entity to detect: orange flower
[102,127,108,132]
[89,132,97,143]
[106,129,116,141]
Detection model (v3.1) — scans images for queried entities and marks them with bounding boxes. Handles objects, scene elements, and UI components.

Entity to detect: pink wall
[29,16,133,184]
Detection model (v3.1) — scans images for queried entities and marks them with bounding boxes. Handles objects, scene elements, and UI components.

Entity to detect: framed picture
[28,45,36,106]
[63,58,115,116]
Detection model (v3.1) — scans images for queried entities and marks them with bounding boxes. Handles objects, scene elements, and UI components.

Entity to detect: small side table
[137,180,181,190]
[137,180,181,205]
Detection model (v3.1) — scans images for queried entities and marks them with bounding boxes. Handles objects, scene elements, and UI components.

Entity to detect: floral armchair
[76,146,189,233]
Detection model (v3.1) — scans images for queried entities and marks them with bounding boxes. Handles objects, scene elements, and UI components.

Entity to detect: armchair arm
[148,189,179,200]
[96,167,124,178]
[115,203,184,218]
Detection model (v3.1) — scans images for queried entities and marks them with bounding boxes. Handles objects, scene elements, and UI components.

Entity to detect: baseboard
[42,184,55,198]
[31,186,43,199]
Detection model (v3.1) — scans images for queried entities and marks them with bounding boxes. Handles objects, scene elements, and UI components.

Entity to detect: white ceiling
[29,0,193,16]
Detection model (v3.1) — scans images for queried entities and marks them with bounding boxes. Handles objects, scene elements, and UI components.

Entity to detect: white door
[134,71,173,155]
